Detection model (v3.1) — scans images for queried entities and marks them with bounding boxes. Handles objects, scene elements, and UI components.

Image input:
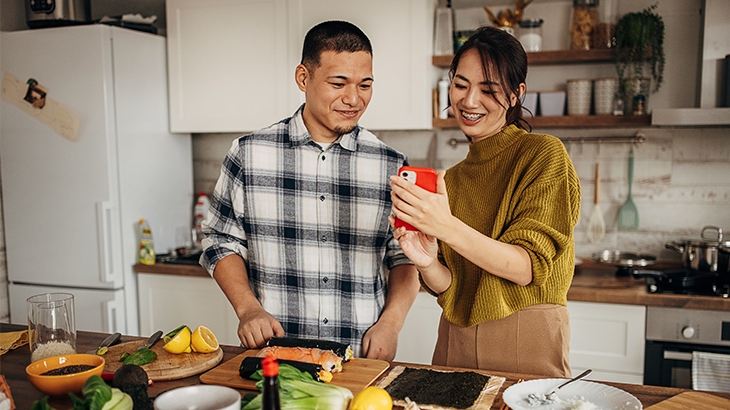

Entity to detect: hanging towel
[693,351,730,392]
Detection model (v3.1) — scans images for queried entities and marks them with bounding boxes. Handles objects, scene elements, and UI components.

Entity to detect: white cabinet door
[137,273,240,346]
[395,291,440,364]
[568,301,646,384]
[166,0,294,132]
[287,0,437,130]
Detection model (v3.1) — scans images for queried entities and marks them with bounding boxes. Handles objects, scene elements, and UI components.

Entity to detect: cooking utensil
[587,149,605,243]
[527,369,592,405]
[618,147,639,231]
[86,332,121,354]
[665,225,729,272]
[593,250,657,276]
[137,330,163,351]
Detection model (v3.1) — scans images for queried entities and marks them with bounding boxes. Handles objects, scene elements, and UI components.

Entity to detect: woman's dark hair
[301,20,372,73]
[450,26,530,131]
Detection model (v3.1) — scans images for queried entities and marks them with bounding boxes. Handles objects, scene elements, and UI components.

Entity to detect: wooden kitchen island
[2,324,730,409]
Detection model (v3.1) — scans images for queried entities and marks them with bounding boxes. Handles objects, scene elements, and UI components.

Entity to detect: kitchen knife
[86,332,122,354]
[137,330,163,350]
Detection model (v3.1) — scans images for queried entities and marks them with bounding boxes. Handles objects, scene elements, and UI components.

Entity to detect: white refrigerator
[1,25,193,335]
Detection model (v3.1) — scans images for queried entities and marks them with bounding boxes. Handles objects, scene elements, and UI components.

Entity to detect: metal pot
[665,225,729,272]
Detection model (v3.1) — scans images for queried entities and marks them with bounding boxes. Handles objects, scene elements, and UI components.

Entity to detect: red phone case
[394,166,437,231]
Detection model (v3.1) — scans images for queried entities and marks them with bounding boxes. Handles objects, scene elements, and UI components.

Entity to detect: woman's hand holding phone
[393,166,438,231]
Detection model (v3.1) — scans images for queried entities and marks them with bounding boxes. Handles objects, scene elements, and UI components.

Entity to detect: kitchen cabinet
[395,291,440,364]
[166,0,436,133]
[567,301,646,384]
[432,50,651,129]
[137,273,241,346]
[166,0,292,133]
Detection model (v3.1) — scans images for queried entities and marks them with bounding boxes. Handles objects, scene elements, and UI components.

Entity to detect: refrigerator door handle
[96,201,117,283]
[103,299,119,333]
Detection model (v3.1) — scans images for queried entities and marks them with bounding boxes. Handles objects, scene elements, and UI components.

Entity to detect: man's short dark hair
[301,20,372,72]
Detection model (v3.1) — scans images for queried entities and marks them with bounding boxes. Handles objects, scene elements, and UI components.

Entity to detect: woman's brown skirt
[431,304,571,378]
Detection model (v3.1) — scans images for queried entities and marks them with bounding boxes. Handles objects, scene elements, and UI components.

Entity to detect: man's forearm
[212,254,262,319]
[378,264,420,331]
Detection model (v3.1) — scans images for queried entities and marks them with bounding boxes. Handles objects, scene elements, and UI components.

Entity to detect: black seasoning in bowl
[41,364,96,376]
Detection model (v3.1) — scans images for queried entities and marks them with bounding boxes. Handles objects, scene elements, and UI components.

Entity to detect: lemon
[191,325,219,353]
[350,386,393,410]
[163,325,192,354]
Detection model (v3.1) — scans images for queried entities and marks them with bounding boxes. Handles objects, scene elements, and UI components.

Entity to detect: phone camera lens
[402,172,409,177]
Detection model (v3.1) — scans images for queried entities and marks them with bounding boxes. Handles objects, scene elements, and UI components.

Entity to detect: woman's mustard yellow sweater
[428,125,581,327]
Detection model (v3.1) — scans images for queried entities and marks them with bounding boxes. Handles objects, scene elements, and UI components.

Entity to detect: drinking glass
[27,293,76,362]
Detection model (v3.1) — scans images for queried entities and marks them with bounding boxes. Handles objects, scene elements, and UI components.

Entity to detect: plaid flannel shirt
[201,106,412,355]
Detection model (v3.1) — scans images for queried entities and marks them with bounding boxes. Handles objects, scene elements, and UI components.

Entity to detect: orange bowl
[26,354,105,396]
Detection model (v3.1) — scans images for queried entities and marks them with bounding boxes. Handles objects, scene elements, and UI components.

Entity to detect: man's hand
[237,306,285,349]
[361,320,398,362]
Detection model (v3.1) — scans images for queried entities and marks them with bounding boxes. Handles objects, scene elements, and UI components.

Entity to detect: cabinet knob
[681,326,695,339]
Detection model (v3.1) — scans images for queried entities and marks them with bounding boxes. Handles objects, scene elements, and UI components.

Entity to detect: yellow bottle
[138,219,156,265]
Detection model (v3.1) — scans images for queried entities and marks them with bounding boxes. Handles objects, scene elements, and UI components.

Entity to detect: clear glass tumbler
[27,293,76,362]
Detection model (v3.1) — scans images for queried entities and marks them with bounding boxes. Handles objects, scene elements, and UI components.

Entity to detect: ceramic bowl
[26,353,105,396]
[154,385,241,410]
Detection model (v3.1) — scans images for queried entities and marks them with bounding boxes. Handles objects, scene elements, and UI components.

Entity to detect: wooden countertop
[136,260,730,312]
[3,324,730,409]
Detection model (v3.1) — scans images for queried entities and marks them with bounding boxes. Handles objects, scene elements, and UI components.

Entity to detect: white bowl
[154,385,241,410]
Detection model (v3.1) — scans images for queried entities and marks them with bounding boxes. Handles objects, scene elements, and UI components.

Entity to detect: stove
[631,268,730,298]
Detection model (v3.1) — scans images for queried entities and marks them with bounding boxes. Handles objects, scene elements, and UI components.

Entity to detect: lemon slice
[191,325,219,353]
[163,325,192,354]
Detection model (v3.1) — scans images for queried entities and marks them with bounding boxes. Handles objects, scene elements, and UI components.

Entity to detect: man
[201,20,420,361]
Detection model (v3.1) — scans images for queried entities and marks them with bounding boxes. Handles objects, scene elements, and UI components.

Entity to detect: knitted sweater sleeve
[498,136,581,287]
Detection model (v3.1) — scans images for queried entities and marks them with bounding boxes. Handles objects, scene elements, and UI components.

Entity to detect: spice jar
[518,18,544,52]
[570,0,598,50]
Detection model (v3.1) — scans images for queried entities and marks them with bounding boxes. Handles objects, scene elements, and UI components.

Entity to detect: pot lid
[592,250,657,267]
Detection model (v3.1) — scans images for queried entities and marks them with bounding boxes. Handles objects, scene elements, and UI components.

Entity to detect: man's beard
[333,125,356,136]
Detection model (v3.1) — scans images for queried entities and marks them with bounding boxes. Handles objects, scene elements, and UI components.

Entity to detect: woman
[389,26,580,377]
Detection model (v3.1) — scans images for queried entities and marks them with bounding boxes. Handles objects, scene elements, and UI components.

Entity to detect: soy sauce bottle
[261,355,281,410]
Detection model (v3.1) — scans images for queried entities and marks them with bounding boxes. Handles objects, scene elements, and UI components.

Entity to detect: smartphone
[394,166,438,231]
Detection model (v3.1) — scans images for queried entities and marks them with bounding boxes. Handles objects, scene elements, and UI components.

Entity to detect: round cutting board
[102,339,223,381]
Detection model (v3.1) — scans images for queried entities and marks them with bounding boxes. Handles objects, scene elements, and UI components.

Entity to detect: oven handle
[664,350,693,361]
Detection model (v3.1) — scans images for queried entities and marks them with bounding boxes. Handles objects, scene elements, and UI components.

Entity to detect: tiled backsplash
[192,126,730,265]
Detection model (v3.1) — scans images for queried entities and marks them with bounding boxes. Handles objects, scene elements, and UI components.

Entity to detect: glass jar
[570,0,598,50]
[518,18,544,52]
[594,0,616,48]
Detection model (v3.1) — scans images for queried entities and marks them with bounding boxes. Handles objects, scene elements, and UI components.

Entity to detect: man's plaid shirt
[201,106,413,355]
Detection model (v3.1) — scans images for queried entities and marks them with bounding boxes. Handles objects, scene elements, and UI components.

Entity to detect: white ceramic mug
[594,78,619,115]
[567,79,592,115]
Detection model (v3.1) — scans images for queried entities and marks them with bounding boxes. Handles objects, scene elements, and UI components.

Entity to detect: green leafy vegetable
[31,375,133,410]
[119,348,157,366]
[241,364,353,410]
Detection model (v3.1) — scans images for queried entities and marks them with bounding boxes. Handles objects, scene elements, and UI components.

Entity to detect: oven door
[644,340,730,388]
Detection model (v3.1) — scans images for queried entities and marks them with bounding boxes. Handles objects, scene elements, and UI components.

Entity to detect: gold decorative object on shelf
[484,0,534,29]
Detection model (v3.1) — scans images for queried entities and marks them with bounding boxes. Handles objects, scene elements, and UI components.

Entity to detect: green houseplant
[613,3,665,113]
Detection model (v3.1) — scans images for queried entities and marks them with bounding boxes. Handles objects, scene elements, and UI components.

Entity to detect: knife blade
[86,332,122,354]
[137,330,163,351]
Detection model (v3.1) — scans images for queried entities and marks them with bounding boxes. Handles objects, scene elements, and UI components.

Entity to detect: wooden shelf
[432,49,614,68]
[432,114,651,129]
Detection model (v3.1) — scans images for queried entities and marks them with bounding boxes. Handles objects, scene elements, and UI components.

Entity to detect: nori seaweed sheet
[384,367,491,409]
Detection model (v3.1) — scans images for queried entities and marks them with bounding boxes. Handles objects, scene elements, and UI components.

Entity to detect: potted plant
[613,3,665,114]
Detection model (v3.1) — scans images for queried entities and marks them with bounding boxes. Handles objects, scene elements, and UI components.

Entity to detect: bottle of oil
[138,219,156,265]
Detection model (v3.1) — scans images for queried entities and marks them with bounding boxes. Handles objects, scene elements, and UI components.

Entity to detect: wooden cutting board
[646,391,730,409]
[199,349,389,394]
[102,339,223,381]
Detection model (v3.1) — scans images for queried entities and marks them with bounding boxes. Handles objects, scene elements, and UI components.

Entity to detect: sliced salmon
[256,346,343,373]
